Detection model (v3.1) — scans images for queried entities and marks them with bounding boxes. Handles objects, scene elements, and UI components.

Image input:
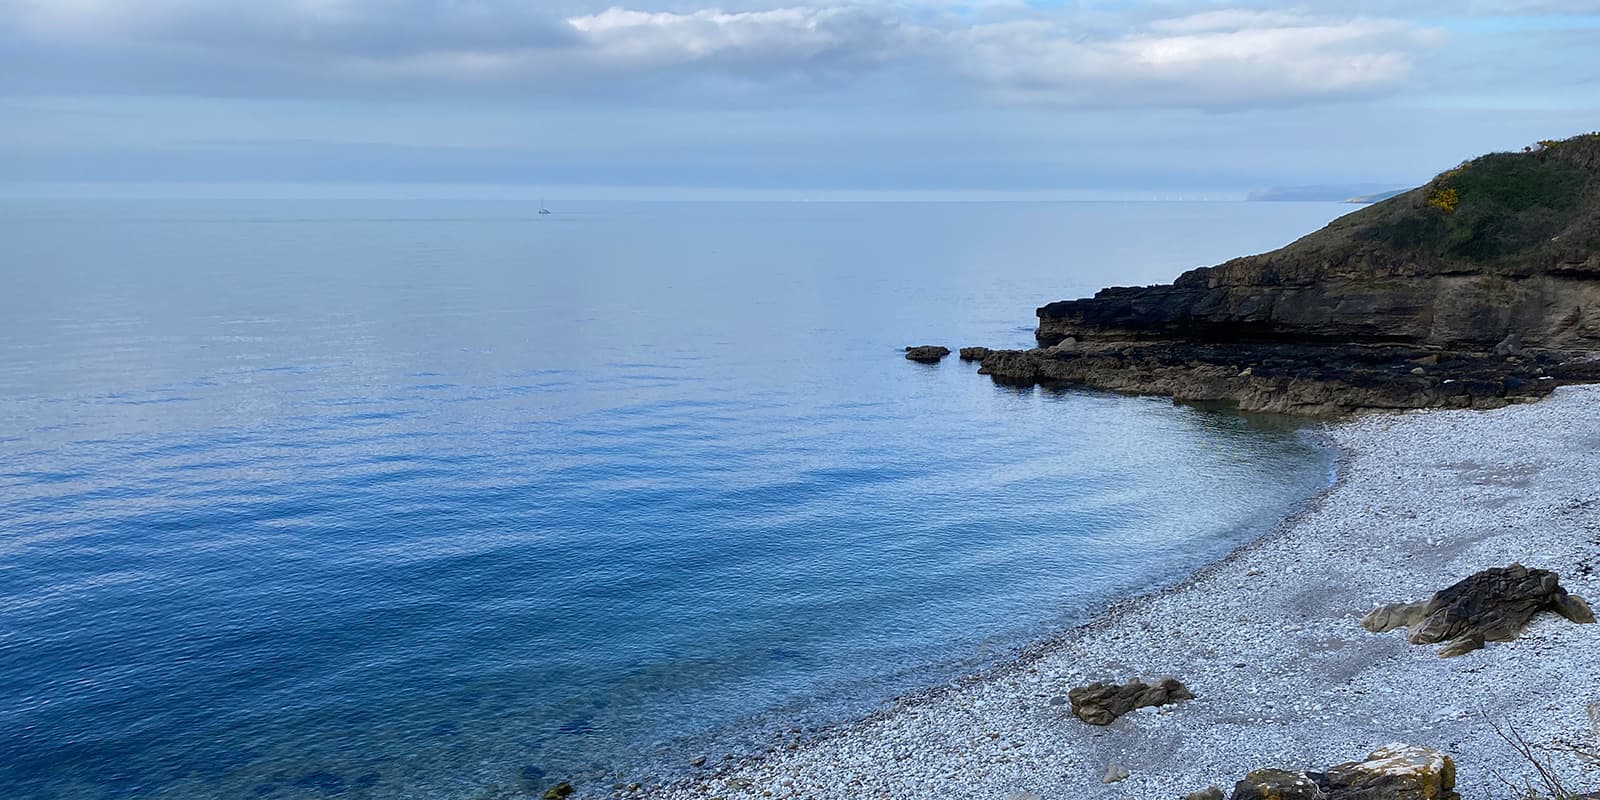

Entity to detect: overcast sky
[2,0,1598,195]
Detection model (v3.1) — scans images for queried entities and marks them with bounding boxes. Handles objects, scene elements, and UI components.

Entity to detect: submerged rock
[1362,564,1595,657]
[542,781,575,800]
[904,345,951,363]
[1067,677,1193,726]
[1103,763,1131,784]
[513,766,546,793]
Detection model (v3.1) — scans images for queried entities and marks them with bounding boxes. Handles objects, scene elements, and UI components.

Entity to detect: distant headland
[968,133,1600,414]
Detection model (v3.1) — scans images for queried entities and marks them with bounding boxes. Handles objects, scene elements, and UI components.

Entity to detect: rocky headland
[973,134,1600,414]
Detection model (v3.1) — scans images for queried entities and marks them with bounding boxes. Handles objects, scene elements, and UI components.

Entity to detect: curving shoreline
[643,387,1600,800]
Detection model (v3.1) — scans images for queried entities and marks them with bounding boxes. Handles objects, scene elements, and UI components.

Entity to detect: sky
[2,0,1599,197]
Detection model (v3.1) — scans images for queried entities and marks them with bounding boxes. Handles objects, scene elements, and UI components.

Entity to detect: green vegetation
[1356,140,1592,265]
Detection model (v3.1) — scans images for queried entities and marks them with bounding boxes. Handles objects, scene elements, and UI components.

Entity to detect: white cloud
[566,7,897,70]
[950,13,1445,107]
[0,1,1446,108]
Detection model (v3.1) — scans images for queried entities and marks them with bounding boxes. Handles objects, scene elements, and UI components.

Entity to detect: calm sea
[0,198,1346,799]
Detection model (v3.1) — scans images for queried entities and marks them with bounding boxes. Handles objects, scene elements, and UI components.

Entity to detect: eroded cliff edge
[977,133,1600,414]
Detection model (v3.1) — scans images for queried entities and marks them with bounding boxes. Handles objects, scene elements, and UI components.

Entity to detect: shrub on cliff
[1359,144,1590,265]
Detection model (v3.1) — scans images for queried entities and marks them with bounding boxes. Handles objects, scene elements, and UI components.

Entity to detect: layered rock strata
[974,134,1600,413]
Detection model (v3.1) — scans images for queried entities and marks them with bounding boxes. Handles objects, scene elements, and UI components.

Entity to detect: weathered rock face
[1227,745,1459,800]
[1066,677,1193,726]
[1039,136,1600,352]
[904,345,950,363]
[958,346,992,361]
[976,134,1600,413]
[1037,274,1600,353]
[1361,564,1595,657]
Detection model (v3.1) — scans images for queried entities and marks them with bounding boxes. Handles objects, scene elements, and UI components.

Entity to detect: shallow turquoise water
[0,199,1346,799]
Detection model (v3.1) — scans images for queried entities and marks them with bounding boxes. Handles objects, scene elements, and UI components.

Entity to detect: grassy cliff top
[1202,133,1600,285]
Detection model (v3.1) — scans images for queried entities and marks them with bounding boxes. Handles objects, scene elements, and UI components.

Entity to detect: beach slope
[653,386,1600,800]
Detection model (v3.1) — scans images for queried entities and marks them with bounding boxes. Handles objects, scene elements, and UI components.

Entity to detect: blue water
[0,199,1346,800]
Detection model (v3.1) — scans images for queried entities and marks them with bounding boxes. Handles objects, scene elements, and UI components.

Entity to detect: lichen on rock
[1224,744,1459,800]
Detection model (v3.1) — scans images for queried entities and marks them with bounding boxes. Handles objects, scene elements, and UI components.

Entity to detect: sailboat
[538,198,552,216]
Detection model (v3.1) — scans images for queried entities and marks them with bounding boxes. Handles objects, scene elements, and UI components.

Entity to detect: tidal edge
[629,389,1600,800]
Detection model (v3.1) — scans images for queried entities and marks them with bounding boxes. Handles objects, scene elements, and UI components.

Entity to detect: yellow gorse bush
[1427,187,1460,213]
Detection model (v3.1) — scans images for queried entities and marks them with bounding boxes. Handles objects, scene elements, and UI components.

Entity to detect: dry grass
[1484,714,1599,800]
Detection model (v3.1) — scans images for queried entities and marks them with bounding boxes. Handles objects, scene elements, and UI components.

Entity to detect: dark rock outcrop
[904,345,950,363]
[959,346,993,361]
[1067,677,1193,726]
[1362,564,1595,657]
[1227,745,1459,800]
[1233,768,1327,800]
[974,134,1600,413]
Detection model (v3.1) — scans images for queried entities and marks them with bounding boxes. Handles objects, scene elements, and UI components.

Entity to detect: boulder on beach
[1232,768,1325,800]
[904,345,951,363]
[1067,676,1193,726]
[1321,743,1459,800]
[1361,563,1595,657]
[1228,745,1458,800]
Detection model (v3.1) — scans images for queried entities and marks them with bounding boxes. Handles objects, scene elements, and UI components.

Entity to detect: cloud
[949,12,1445,107]
[0,1,1445,108]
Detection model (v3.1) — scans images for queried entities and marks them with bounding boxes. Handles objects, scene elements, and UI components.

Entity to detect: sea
[0,196,1350,799]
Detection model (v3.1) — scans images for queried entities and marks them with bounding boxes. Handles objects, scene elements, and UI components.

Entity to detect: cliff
[978,134,1600,414]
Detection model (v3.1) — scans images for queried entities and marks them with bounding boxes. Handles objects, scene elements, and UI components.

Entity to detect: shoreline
[644,386,1600,800]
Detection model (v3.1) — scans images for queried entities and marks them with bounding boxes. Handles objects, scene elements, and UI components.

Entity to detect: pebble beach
[650,385,1600,800]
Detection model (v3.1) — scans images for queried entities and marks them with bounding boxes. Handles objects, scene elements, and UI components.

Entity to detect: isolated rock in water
[1232,768,1325,800]
[904,345,951,363]
[542,782,574,800]
[1068,677,1194,726]
[1320,744,1459,800]
[1183,786,1225,800]
[959,346,993,361]
[1361,564,1596,657]
[1103,764,1131,784]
